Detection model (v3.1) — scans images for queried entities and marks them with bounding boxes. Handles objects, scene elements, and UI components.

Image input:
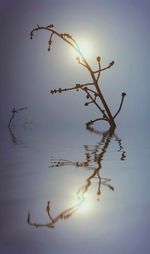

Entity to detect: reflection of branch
[8,127,20,145]
[8,107,27,128]
[87,126,126,161]
[27,196,84,229]
[28,128,126,229]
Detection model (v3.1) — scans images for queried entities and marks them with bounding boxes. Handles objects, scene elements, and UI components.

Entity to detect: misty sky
[0,2,150,254]
[0,0,150,129]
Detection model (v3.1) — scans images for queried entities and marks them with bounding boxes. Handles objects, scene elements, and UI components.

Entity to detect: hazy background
[0,1,150,254]
[0,0,150,130]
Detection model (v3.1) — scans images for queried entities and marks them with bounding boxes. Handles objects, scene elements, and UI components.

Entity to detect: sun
[77,199,92,215]
[71,38,93,60]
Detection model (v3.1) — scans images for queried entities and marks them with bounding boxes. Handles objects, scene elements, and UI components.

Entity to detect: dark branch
[50,83,94,94]
[96,56,101,82]
[82,87,108,120]
[94,61,115,74]
[113,92,126,119]
[30,23,126,129]
[86,117,107,127]
[8,107,27,128]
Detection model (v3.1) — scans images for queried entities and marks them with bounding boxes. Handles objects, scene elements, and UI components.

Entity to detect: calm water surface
[0,125,150,254]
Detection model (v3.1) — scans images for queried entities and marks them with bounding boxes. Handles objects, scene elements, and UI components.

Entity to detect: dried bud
[96,56,101,62]
[64,33,72,38]
[50,90,54,94]
[122,92,126,97]
[109,61,115,67]
[97,190,101,196]
[58,88,62,93]
[86,95,89,99]
[48,24,54,28]
[48,47,50,52]
[85,103,88,106]
[76,84,80,88]
[87,120,92,126]
[48,40,52,46]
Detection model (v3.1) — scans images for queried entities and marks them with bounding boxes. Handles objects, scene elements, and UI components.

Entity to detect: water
[0,125,150,254]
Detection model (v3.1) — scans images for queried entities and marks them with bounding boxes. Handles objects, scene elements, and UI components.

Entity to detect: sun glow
[71,38,93,60]
[77,200,92,214]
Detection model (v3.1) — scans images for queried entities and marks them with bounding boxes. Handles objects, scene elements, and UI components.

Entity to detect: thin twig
[113,92,126,119]
[30,24,126,129]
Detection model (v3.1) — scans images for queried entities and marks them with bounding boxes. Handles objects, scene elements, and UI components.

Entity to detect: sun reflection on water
[27,127,126,229]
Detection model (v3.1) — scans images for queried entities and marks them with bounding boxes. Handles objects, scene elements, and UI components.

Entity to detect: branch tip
[96,56,101,62]
[122,92,126,97]
[109,61,115,68]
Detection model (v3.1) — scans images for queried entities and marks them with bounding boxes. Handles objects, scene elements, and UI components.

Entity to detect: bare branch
[30,23,126,129]
[82,87,108,120]
[86,117,107,127]
[96,56,101,82]
[76,57,89,69]
[113,92,126,119]
[50,83,96,94]
[94,61,115,73]
[8,107,27,128]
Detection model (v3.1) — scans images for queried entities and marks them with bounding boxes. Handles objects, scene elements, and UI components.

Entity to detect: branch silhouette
[8,127,22,145]
[30,24,126,129]
[27,127,126,229]
[8,107,27,128]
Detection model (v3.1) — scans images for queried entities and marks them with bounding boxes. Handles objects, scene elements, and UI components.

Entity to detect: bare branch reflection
[27,127,126,229]
[8,127,23,145]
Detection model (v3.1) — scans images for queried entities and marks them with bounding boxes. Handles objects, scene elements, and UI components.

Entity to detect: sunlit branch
[27,196,84,229]
[30,25,87,63]
[76,57,89,70]
[94,61,115,74]
[30,23,126,129]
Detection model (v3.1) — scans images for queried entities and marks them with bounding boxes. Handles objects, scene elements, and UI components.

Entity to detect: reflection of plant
[30,24,126,129]
[27,128,126,229]
[8,127,22,145]
[8,107,27,128]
